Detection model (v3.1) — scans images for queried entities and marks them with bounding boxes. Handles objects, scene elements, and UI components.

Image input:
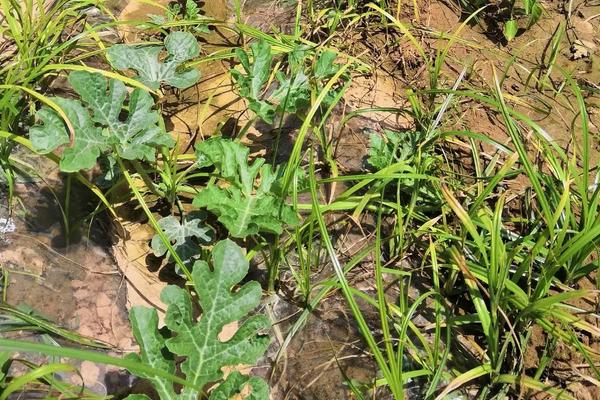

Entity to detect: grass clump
[0,0,598,399]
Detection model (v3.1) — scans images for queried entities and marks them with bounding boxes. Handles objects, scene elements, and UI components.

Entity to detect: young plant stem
[131,159,165,198]
[115,156,192,281]
[267,240,281,293]
[63,173,72,246]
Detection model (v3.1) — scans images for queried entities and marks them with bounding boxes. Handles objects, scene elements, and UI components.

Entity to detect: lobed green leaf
[107,31,200,90]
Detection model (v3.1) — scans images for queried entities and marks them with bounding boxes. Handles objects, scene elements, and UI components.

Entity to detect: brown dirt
[104,0,600,396]
[419,1,600,398]
[0,155,134,395]
[4,0,599,398]
[264,296,380,400]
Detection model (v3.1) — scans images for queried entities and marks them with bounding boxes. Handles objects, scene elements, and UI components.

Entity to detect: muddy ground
[1,0,599,399]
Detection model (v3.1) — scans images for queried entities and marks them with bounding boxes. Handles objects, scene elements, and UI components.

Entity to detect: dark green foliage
[29,71,174,172]
[193,137,298,238]
[125,239,270,400]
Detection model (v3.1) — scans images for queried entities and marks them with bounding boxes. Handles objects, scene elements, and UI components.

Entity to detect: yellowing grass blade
[434,363,492,400]
[496,374,576,400]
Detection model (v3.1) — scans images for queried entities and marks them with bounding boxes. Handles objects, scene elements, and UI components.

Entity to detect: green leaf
[366,130,440,202]
[151,212,213,265]
[112,89,174,162]
[29,107,70,154]
[0,351,11,383]
[96,154,121,188]
[124,395,152,400]
[231,40,276,123]
[45,98,109,172]
[184,0,200,19]
[313,50,345,106]
[287,45,310,73]
[368,130,400,170]
[231,42,335,123]
[246,41,272,100]
[314,50,340,80]
[527,3,543,28]
[107,31,200,90]
[193,138,298,238]
[271,71,310,114]
[367,130,414,170]
[127,239,270,400]
[127,306,178,400]
[248,100,276,123]
[194,137,259,186]
[28,71,174,172]
[167,3,182,19]
[193,183,296,238]
[147,1,209,33]
[147,14,166,24]
[70,71,173,162]
[68,70,126,129]
[209,372,269,400]
[503,19,519,41]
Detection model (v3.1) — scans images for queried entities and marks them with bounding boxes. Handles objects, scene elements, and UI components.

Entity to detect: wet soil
[0,150,134,396]
[2,0,599,398]
[418,2,600,398]
[261,296,380,399]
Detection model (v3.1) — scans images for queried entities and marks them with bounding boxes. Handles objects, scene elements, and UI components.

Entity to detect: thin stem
[116,156,192,282]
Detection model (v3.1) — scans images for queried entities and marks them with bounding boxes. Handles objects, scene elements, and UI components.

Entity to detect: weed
[458,0,543,41]
[0,1,598,399]
[147,0,210,34]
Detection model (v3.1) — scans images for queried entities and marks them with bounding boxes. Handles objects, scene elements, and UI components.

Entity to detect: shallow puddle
[0,150,134,395]
[263,295,380,399]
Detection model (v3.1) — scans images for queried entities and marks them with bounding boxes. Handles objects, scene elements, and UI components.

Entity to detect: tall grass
[0,1,598,399]
[272,2,600,398]
[296,73,600,397]
[0,0,112,205]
